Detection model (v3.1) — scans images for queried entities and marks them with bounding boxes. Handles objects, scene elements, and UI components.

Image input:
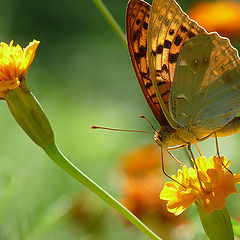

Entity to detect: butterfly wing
[147,0,206,128]
[170,33,240,137]
[126,0,168,126]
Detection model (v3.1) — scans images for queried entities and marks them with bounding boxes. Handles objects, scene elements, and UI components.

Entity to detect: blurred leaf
[192,233,208,240]
[232,218,240,237]
[24,195,73,240]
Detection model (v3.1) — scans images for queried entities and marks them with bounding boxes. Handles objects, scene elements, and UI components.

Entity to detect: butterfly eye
[161,129,171,142]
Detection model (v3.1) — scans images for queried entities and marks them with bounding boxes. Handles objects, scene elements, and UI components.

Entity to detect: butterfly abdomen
[215,117,240,137]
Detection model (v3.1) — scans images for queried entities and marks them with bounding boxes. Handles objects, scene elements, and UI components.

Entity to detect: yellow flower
[1,39,54,148]
[0,40,39,98]
[160,156,240,216]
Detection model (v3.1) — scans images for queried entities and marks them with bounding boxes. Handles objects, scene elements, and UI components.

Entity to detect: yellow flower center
[0,40,39,98]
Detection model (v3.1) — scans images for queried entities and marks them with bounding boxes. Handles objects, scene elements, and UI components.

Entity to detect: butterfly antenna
[91,125,153,134]
[139,115,157,132]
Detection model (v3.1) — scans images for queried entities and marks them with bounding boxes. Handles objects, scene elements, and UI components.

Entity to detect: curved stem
[44,142,162,240]
[92,0,127,48]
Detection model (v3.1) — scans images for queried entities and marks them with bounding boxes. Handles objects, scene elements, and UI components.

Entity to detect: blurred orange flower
[119,144,192,239]
[188,1,240,39]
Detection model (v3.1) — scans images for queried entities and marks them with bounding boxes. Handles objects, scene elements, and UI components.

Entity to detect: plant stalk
[92,0,127,48]
[44,142,162,240]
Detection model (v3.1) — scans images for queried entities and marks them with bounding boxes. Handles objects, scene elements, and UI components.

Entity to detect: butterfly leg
[214,132,233,174]
[188,144,206,192]
[197,131,221,157]
[221,161,233,174]
[166,144,186,150]
[161,148,186,189]
[214,132,220,158]
[166,144,187,165]
[197,132,215,142]
[187,144,196,163]
[166,149,183,166]
[195,143,202,156]
[215,132,232,173]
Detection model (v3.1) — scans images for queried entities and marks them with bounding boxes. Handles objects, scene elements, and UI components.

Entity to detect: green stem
[44,142,162,240]
[92,0,127,48]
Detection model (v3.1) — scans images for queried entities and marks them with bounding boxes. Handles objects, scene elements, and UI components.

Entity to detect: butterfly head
[154,125,186,148]
[153,125,174,148]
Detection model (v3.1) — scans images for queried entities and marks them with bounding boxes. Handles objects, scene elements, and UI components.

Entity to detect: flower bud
[6,81,54,149]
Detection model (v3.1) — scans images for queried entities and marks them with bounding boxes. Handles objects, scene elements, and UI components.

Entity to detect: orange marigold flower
[160,156,240,216]
[0,40,39,98]
[188,1,240,38]
[120,144,173,217]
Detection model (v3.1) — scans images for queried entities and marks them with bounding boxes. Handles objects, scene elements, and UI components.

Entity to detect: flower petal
[0,40,39,97]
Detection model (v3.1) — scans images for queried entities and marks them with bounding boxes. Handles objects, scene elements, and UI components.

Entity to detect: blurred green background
[0,0,239,239]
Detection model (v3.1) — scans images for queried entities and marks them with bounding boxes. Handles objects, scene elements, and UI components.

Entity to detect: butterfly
[126,0,240,149]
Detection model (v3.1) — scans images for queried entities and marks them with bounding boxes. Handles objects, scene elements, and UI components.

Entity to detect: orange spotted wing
[147,0,206,127]
[126,0,167,126]
[126,0,206,128]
